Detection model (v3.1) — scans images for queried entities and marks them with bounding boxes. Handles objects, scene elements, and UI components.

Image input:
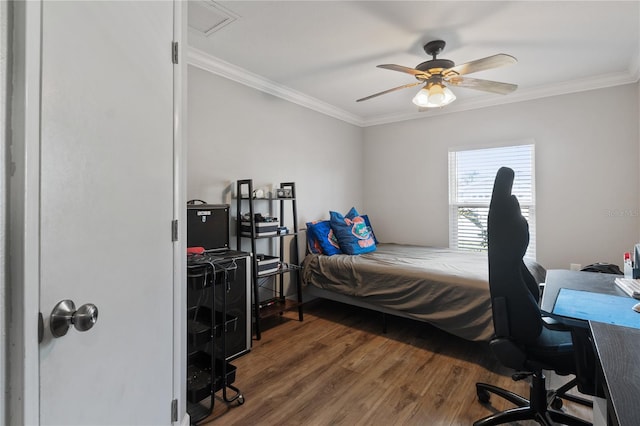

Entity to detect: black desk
[542,269,640,426]
[540,269,624,313]
[590,321,640,426]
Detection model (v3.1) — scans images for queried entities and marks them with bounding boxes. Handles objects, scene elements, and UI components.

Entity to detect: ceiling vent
[188,1,239,37]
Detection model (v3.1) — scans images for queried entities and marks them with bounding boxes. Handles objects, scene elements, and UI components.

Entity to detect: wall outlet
[570,263,582,271]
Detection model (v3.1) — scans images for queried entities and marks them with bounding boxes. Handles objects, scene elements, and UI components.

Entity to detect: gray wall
[187,65,364,243]
[363,83,640,269]
[188,65,639,270]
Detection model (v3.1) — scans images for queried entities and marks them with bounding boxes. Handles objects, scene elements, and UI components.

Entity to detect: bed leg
[382,312,388,333]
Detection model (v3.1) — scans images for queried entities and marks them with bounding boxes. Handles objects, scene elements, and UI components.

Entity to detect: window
[448,143,536,259]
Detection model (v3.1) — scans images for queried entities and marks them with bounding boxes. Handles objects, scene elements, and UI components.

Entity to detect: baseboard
[180,413,190,426]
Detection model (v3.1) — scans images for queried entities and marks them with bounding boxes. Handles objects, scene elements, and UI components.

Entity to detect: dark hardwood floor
[198,299,592,425]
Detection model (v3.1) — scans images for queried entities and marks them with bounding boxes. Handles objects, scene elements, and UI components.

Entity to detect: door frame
[7,1,187,424]
[8,1,41,424]
[172,0,188,424]
[0,0,5,420]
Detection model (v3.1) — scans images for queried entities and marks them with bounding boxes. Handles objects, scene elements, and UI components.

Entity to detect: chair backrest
[488,167,543,345]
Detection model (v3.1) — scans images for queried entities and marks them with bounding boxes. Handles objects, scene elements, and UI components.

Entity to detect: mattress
[301,243,546,342]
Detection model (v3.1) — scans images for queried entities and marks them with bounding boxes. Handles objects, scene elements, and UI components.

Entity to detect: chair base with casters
[474,370,592,426]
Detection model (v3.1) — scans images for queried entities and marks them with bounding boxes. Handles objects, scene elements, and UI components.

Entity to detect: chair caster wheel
[237,395,245,405]
[477,388,491,403]
[546,390,563,409]
[550,396,563,410]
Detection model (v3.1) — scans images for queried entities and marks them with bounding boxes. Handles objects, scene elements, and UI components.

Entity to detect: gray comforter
[302,243,546,342]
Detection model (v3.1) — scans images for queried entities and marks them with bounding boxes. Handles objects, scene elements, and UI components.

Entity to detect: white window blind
[448,143,536,259]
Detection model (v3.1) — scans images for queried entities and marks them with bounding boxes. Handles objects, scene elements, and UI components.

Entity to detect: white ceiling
[187,1,640,127]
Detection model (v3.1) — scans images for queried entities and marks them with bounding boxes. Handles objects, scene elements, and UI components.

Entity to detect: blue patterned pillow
[329,210,377,255]
[360,214,379,245]
[344,206,359,219]
[306,220,342,255]
[344,207,378,245]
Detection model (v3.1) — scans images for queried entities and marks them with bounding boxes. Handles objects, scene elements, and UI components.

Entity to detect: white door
[39,1,176,424]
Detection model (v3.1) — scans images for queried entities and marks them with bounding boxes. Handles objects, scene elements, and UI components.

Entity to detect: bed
[301,243,546,342]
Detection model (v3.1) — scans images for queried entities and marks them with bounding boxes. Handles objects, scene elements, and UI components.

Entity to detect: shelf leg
[253,263,261,340]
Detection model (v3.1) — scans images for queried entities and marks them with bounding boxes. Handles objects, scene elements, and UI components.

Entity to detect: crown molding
[188,46,639,128]
[187,47,365,127]
[362,70,640,127]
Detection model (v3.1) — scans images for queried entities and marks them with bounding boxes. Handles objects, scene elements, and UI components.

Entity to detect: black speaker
[186,203,230,252]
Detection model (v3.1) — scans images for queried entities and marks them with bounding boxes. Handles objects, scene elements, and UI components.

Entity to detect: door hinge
[171,219,178,242]
[172,41,179,64]
[38,312,44,343]
[171,399,178,422]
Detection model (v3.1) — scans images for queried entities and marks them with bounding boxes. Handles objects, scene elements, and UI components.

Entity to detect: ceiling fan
[356,40,518,108]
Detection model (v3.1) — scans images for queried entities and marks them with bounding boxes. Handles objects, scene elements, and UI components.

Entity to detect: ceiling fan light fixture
[412,83,456,108]
[359,40,516,107]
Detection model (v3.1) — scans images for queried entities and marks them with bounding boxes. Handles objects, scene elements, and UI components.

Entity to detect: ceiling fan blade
[447,76,517,95]
[447,54,517,76]
[356,81,423,102]
[377,64,430,78]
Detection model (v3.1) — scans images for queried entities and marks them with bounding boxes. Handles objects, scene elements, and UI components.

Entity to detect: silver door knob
[50,300,99,338]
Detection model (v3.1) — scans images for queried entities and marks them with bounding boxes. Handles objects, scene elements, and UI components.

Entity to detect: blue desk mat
[553,288,640,329]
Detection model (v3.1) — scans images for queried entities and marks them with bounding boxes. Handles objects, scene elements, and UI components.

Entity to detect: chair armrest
[540,310,571,331]
[542,315,568,331]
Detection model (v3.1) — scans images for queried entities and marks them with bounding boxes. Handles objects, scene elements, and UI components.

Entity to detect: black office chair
[474,167,593,426]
